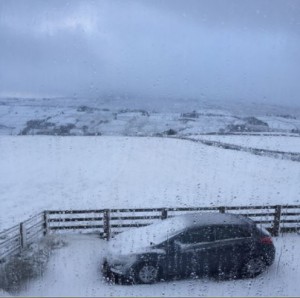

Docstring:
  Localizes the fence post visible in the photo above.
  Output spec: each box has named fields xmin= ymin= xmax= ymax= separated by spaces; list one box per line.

xmin=161 ymin=208 xmax=168 ymax=220
xmin=20 ymin=222 xmax=26 ymax=249
xmin=43 ymin=211 xmax=49 ymax=236
xmin=272 ymin=205 xmax=282 ymax=236
xmin=103 ymin=209 xmax=111 ymax=241
xmin=219 ymin=206 xmax=226 ymax=213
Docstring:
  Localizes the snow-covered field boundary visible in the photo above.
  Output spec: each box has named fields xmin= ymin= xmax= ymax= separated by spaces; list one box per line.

xmin=181 ymin=136 xmax=300 ymax=161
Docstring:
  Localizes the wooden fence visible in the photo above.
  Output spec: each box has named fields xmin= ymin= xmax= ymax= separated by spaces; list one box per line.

xmin=1 ymin=204 xmax=300 ymax=261
xmin=0 ymin=212 xmax=45 ymax=261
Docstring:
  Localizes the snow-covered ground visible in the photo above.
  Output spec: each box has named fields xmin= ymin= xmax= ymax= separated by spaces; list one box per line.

xmin=191 ymin=135 xmax=300 ymax=153
xmin=260 ymin=115 xmax=300 ymax=131
xmin=1 ymin=136 xmax=300 ymax=230
xmin=0 ymin=97 xmax=237 ymax=136
xmin=1 ymin=97 xmax=300 ymax=136
xmin=1 ymin=133 xmax=300 ymax=296
xmin=16 ymin=233 xmax=300 ymax=297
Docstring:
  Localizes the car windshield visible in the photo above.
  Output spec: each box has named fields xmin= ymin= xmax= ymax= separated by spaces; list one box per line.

xmin=108 ymin=216 xmax=188 ymax=255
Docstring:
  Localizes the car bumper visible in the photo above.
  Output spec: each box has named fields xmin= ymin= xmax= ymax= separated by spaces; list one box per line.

xmin=264 ymin=245 xmax=276 ymax=266
xmin=102 ymin=260 xmax=134 ymax=284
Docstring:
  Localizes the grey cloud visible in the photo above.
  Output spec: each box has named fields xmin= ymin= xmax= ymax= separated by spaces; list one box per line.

xmin=0 ymin=0 xmax=300 ymax=106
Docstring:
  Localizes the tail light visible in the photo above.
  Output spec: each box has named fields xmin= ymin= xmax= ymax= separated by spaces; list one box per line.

xmin=260 ymin=236 xmax=273 ymax=244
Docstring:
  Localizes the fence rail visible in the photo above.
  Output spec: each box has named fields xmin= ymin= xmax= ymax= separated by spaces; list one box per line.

xmin=0 ymin=212 xmax=45 ymax=261
xmin=1 ymin=204 xmax=300 ymax=261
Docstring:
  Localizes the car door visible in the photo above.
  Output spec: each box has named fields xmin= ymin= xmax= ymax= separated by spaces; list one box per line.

xmin=170 ymin=226 xmax=216 ymax=278
xmin=213 ymin=225 xmax=254 ymax=276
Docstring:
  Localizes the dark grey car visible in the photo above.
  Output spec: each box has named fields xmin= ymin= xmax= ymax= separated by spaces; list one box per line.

xmin=102 ymin=212 xmax=275 ymax=284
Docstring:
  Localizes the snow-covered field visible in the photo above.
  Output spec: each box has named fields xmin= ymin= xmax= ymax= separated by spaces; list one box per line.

xmin=1 ymin=136 xmax=300 ymax=230
xmin=16 ymin=233 xmax=300 ymax=297
xmin=1 ymin=97 xmax=300 ymax=136
xmin=191 ymin=135 xmax=300 ymax=153
xmin=0 ymin=97 xmax=238 ymax=136
xmin=1 ymin=134 xmax=300 ymax=296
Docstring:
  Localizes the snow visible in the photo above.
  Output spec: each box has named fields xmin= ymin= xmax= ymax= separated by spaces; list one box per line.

xmin=108 ymin=216 xmax=188 ymax=255
xmin=1 ymin=97 xmax=300 ymax=136
xmin=260 ymin=116 xmax=300 ymax=131
xmin=1 ymin=134 xmax=300 ymax=296
xmin=0 ymin=136 xmax=300 ymax=230
xmin=108 ymin=213 xmax=255 ymax=255
xmin=0 ymin=97 xmax=236 ymax=136
xmin=1 ymin=136 xmax=300 ymax=230
xmin=17 ymin=233 xmax=300 ymax=297
xmin=191 ymin=135 xmax=300 ymax=153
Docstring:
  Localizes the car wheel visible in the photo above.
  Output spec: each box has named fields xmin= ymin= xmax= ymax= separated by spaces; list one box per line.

xmin=135 ymin=263 xmax=160 ymax=284
xmin=242 ymin=257 xmax=267 ymax=278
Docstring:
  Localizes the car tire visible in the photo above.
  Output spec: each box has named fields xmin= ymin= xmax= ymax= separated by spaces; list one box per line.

xmin=241 ymin=256 xmax=267 ymax=278
xmin=134 ymin=262 xmax=160 ymax=284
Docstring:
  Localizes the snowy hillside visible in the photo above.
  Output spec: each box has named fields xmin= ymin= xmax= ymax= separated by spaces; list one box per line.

xmin=1 ymin=136 xmax=300 ymax=231
xmin=1 ymin=97 xmax=300 ymax=136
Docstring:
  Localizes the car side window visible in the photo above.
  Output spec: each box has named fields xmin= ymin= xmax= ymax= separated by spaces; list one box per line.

xmin=176 ymin=227 xmax=214 ymax=244
xmin=215 ymin=225 xmax=251 ymax=241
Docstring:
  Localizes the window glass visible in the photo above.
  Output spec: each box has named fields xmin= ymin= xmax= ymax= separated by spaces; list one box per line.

xmin=215 ymin=225 xmax=251 ymax=240
xmin=1 ymin=0 xmax=299 ymax=296
xmin=177 ymin=227 xmax=214 ymax=244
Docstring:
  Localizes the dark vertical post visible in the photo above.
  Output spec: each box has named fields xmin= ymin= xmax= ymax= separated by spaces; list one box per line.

xmin=20 ymin=223 xmax=26 ymax=249
xmin=272 ymin=205 xmax=282 ymax=237
xmin=103 ymin=209 xmax=111 ymax=241
xmin=43 ymin=211 xmax=49 ymax=236
xmin=219 ymin=206 xmax=226 ymax=213
xmin=161 ymin=208 xmax=168 ymax=220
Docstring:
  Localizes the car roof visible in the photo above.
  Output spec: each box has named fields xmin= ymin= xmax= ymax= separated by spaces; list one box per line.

xmin=174 ymin=212 xmax=252 ymax=228
xmin=108 ymin=212 xmax=254 ymax=254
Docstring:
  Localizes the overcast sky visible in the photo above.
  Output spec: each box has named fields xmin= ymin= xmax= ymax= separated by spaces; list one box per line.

xmin=0 ymin=0 xmax=299 ymax=106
